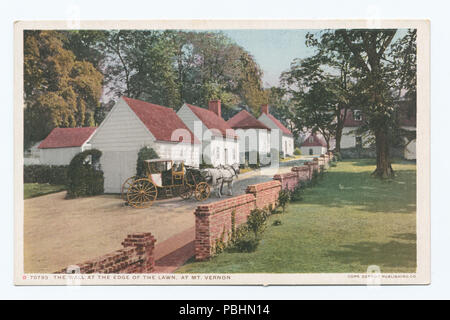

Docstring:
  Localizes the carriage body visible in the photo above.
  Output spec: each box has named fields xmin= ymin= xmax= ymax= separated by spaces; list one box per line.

xmin=122 ymin=159 xmax=210 ymax=208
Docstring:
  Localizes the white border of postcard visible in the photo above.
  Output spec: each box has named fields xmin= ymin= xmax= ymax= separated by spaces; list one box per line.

xmin=14 ymin=19 xmax=430 ymax=285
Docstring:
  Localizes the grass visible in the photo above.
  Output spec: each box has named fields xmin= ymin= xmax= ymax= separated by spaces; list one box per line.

xmin=177 ymin=159 xmax=416 ymax=273
xmin=24 ymin=183 xmax=66 ymax=199
xmin=280 ymin=154 xmax=302 ymax=162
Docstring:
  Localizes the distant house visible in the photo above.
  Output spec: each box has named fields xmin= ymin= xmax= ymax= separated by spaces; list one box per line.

xmin=340 ymin=104 xmax=416 ymax=160
xmin=300 ymin=133 xmax=327 ymax=156
xmin=340 ymin=109 xmax=369 ymax=149
xmin=257 ymin=104 xmax=294 ymax=157
xmin=398 ymin=101 xmax=417 ymax=160
xmin=177 ymin=100 xmax=239 ymax=167
xmin=89 ymin=96 xmax=200 ymax=193
xmin=227 ymin=110 xmax=271 ymax=165
xmin=38 ymin=127 xmax=97 ymax=165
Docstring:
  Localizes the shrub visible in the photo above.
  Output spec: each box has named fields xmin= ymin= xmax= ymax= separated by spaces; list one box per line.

xmin=278 ymin=189 xmax=290 ymax=213
xmin=290 ymin=184 xmax=304 ymax=202
xmin=24 ymin=165 xmax=68 ymax=185
xmin=246 ymin=208 xmax=268 ymax=238
xmin=136 ymin=146 xmax=159 ymax=177
xmin=294 ymin=148 xmax=302 ymax=156
xmin=232 ymin=235 xmax=260 ymax=252
xmin=66 ymin=149 xmax=104 ymax=198
xmin=272 ymin=219 xmax=282 ymax=226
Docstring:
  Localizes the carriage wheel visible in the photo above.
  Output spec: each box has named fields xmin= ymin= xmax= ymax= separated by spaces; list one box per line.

xmin=121 ymin=176 xmax=136 ymax=200
xmin=179 ymin=183 xmax=193 ymax=200
xmin=195 ymin=182 xmax=210 ymax=201
xmin=127 ymin=178 xmax=158 ymax=209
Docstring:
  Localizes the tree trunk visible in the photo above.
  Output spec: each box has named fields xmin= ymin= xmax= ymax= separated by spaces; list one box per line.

xmin=335 ymin=126 xmax=343 ymax=153
xmin=372 ymin=129 xmax=394 ymax=178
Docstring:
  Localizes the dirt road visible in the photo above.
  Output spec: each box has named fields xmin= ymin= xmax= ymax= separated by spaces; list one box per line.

xmin=24 ymin=160 xmax=304 ymax=273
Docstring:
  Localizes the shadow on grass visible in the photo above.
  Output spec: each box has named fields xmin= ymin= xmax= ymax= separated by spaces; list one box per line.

xmin=346 ymin=158 xmax=416 ymax=167
xmin=301 ymin=166 xmax=416 ymax=214
xmin=326 ymin=239 xmax=416 ymax=270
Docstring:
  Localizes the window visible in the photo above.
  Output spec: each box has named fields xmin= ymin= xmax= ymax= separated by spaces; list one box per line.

xmin=353 ymin=110 xmax=362 ymax=121
xmin=232 ymin=147 xmax=236 ymax=161
xmin=216 ymin=147 xmax=220 ymax=160
xmin=309 ymin=136 xmax=314 ymax=143
xmin=356 ymin=136 xmax=362 ymax=148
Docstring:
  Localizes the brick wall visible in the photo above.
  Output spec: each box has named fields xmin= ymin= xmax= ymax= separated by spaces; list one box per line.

xmin=273 ymin=171 xmax=300 ymax=191
xmin=55 ymin=232 xmax=156 ymax=274
xmin=194 ymin=180 xmax=282 ymax=260
xmin=246 ymin=180 xmax=282 ymax=210
xmin=194 ymin=193 xmax=256 ymax=260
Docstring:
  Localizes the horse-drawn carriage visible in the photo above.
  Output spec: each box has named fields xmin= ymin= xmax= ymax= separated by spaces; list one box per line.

xmin=121 ymin=159 xmax=211 ymax=208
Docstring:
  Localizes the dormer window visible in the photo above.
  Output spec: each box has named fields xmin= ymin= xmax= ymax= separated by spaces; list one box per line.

xmin=309 ymin=136 xmax=314 ymax=143
xmin=353 ymin=110 xmax=362 ymax=121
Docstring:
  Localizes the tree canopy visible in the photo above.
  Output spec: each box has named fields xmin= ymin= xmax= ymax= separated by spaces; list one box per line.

xmin=23 ymin=30 xmax=267 ymax=149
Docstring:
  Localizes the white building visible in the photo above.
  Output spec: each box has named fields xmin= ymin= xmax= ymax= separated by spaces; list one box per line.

xmin=89 ymin=96 xmax=200 ymax=193
xmin=340 ymin=106 xmax=416 ymax=160
xmin=38 ymin=127 xmax=96 ymax=165
xmin=177 ymin=100 xmax=239 ymax=167
xmin=227 ymin=110 xmax=271 ymax=166
xmin=340 ymin=109 xmax=370 ymax=149
xmin=257 ymin=104 xmax=294 ymax=157
xmin=300 ymin=133 xmax=327 ymax=156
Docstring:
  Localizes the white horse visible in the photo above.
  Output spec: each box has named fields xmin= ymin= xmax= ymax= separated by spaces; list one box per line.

xmin=200 ymin=163 xmax=240 ymax=197
xmin=219 ymin=163 xmax=240 ymax=196
xmin=200 ymin=167 xmax=225 ymax=197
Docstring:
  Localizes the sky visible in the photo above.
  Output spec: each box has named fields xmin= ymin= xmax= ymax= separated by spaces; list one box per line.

xmin=221 ymin=29 xmax=318 ymax=88
xmin=217 ymin=29 xmax=409 ymax=88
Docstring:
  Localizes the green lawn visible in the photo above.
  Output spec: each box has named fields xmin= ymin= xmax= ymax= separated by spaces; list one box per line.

xmin=24 ymin=183 xmax=66 ymax=199
xmin=177 ymin=159 xmax=416 ymax=273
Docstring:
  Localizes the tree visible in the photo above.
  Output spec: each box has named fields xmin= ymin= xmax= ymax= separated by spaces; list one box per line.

xmin=266 ymin=87 xmax=298 ymax=141
xmin=24 ymin=31 xmax=103 ymax=148
xmin=333 ymin=29 xmax=399 ymax=178
xmin=281 ymin=31 xmax=361 ymax=153
xmin=101 ymin=30 xmax=180 ymax=108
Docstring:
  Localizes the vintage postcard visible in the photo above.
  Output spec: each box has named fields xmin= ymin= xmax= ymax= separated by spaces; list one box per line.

xmin=14 ymin=20 xmax=430 ymax=285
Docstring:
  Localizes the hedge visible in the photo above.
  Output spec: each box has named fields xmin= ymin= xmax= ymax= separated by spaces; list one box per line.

xmin=24 ymin=165 xmax=68 ymax=185
xmin=136 ymin=146 xmax=159 ymax=177
xmin=66 ymin=149 xmax=104 ymax=198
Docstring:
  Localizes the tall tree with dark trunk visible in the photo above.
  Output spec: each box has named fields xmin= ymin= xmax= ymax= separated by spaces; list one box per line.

xmin=334 ymin=29 xmax=398 ymax=178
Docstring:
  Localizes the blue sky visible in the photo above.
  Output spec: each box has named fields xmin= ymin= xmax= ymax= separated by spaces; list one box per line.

xmin=221 ymin=30 xmax=318 ymax=87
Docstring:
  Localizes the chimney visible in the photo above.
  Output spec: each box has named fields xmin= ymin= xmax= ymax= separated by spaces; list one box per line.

xmin=261 ymin=104 xmax=269 ymax=115
xmin=209 ymin=100 xmax=221 ymax=118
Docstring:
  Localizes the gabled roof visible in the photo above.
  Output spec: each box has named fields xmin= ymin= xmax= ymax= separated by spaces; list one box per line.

xmin=227 ymin=110 xmax=271 ymax=130
xmin=185 ymin=103 xmax=237 ymax=138
xmin=123 ymin=97 xmax=199 ymax=144
xmin=38 ymin=127 xmax=97 ymax=149
xmin=343 ymin=110 xmax=365 ymax=127
xmin=301 ymin=134 xmax=327 ymax=147
xmin=261 ymin=112 xmax=293 ymax=136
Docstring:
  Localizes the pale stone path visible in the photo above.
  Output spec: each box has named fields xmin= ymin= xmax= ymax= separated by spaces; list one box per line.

xmin=24 ymin=159 xmax=307 ymax=273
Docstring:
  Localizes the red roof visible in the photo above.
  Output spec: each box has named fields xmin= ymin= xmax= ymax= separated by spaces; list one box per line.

xmin=227 ymin=110 xmax=271 ymax=130
xmin=301 ymin=134 xmax=327 ymax=147
xmin=343 ymin=110 xmax=365 ymax=127
xmin=38 ymin=127 xmax=96 ymax=149
xmin=262 ymin=112 xmax=293 ymax=136
xmin=185 ymin=103 xmax=237 ymax=138
xmin=123 ymin=97 xmax=199 ymax=144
